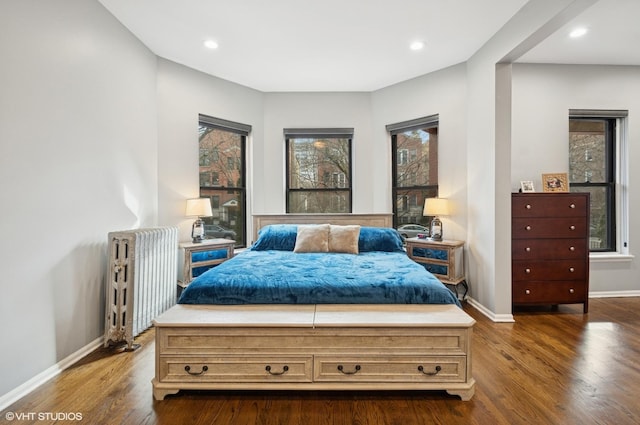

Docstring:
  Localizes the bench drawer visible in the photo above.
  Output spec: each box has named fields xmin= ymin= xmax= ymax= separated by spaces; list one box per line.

xmin=158 ymin=356 xmax=313 ymax=383
xmin=314 ymin=355 xmax=466 ymax=383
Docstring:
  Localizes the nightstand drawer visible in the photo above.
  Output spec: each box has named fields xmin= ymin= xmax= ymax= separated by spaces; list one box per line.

xmin=410 ymin=246 xmax=449 ymax=261
xmin=405 ymin=238 xmax=465 ymax=286
xmin=416 ymin=261 xmax=449 ymax=277
xmin=180 ymin=239 xmax=235 ymax=284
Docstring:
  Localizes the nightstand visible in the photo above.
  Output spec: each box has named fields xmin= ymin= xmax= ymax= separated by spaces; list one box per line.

xmin=405 ymin=238 xmax=468 ymax=299
xmin=179 ymin=239 xmax=235 ymax=295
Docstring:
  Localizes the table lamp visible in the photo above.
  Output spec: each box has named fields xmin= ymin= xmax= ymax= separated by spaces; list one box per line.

xmin=185 ymin=198 xmax=213 ymax=243
xmin=423 ymin=198 xmax=449 ymax=241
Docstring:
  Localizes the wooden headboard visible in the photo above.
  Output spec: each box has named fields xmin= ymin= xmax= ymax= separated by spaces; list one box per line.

xmin=251 ymin=213 xmax=393 ymax=244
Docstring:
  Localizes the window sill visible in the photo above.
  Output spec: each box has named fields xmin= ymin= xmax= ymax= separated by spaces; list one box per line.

xmin=589 ymin=252 xmax=635 ymax=263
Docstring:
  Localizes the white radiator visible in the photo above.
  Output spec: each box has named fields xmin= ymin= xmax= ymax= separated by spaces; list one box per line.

xmin=104 ymin=227 xmax=178 ymax=350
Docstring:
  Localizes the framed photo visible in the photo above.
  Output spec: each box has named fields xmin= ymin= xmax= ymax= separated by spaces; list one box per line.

xmin=520 ymin=181 xmax=535 ymax=193
xmin=542 ymin=173 xmax=569 ymax=192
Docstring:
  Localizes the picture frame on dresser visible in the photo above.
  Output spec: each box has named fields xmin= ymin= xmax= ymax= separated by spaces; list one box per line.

xmin=541 ymin=173 xmax=569 ymax=192
xmin=520 ymin=181 xmax=535 ymax=193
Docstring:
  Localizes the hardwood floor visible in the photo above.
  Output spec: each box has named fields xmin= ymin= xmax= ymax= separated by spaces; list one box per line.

xmin=4 ymin=298 xmax=640 ymax=425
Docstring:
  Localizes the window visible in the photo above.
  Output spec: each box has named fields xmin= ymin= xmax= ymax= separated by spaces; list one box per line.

xmin=198 ymin=114 xmax=251 ymax=247
xmin=569 ymin=110 xmax=627 ymax=253
xmin=387 ymin=115 xmax=439 ymax=229
xmin=285 ymin=128 xmax=353 ymax=213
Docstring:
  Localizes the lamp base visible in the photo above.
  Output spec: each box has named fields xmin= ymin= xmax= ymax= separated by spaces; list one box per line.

xmin=430 ymin=216 xmax=443 ymax=241
xmin=191 ymin=218 xmax=206 ymax=243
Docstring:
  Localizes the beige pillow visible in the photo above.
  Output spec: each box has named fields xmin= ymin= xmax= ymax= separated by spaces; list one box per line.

xmin=328 ymin=224 xmax=360 ymax=254
xmin=293 ymin=224 xmax=330 ymax=253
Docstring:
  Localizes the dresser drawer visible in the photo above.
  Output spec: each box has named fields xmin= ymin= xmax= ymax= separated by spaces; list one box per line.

xmin=512 ymin=217 xmax=588 ymax=239
xmin=512 ymin=281 xmax=587 ymax=304
xmin=157 ymin=356 xmax=313 ymax=383
xmin=512 ymin=195 xmax=588 ymax=218
xmin=512 ymin=260 xmax=586 ymax=280
xmin=512 ymin=239 xmax=586 ymax=260
xmin=314 ymin=355 xmax=466 ymax=383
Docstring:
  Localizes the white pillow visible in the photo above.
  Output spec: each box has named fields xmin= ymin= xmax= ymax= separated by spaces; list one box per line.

xmin=328 ymin=224 xmax=360 ymax=254
xmin=293 ymin=224 xmax=330 ymax=253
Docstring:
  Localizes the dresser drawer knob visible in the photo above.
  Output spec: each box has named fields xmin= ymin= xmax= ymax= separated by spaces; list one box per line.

xmin=569 ymin=267 xmax=575 ymax=273
xmin=525 ymin=268 xmax=531 ymax=274
xmin=184 ymin=365 xmax=208 ymax=376
xmin=525 ymin=289 xmax=531 ymax=295
xmin=525 ymin=225 xmax=531 ymax=231
xmin=265 ymin=365 xmax=289 ymax=375
xmin=570 ymin=204 xmax=576 ymax=209
xmin=569 ymin=288 xmax=575 ymax=294
xmin=418 ymin=365 xmax=442 ymax=376
xmin=525 ymin=247 xmax=531 ymax=252
xmin=526 ymin=204 xmax=532 ymax=209
xmin=337 ymin=364 xmax=361 ymax=375
xmin=570 ymin=225 xmax=576 ymax=230
xmin=570 ymin=246 xmax=575 ymax=251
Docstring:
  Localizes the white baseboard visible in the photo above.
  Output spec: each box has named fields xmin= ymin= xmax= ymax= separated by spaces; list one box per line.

xmin=466 ymin=291 xmax=640 ymax=323
xmin=589 ymin=290 xmax=640 ymax=298
xmin=0 ymin=336 xmax=103 ymax=412
xmin=466 ymin=297 xmax=515 ymax=322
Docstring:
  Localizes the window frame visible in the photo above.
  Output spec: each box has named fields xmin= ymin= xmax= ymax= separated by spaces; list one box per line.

xmin=284 ymin=128 xmax=354 ymax=214
xmin=569 ymin=109 xmax=628 ymax=255
xmin=198 ymin=114 xmax=251 ymax=248
xmin=387 ymin=115 xmax=439 ymax=229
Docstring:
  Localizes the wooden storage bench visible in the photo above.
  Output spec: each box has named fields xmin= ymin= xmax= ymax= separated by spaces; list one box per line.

xmin=152 ymin=304 xmax=475 ymax=401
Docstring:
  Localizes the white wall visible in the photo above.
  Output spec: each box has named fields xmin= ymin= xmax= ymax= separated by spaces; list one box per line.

xmin=371 ymin=64 xmax=469 ymax=242
xmin=0 ymin=0 xmax=158 ymax=399
xmin=262 ymin=92 xmax=377 ymax=214
xmin=155 ymin=59 xmax=264 ymax=242
xmin=512 ymin=63 xmax=640 ymax=293
xmin=464 ymin=0 xmax=582 ymax=318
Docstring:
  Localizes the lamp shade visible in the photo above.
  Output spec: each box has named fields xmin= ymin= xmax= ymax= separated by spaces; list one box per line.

xmin=185 ymin=198 xmax=213 ymax=217
xmin=423 ymin=198 xmax=449 ymax=216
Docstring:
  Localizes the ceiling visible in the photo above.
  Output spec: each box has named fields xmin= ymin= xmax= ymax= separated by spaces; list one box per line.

xmin=98 ymin=0 xmax=640 ymax=92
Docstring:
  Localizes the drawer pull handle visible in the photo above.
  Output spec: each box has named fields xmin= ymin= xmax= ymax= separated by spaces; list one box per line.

xmin=570 ymin=246 xmax=575 ymax=251
xmin=525 ymin=289 xmax=531 ymax=295
xmin=526 ymin=204 xmax=532 ymax=209
xmin=569 ymin=288 xmax=575 ymax=294
xmin=337 ymin=364 xmax=361 ymax=375
xmin=525 ymin=225 xmax=531 ymax=231
xmin=525 ymin=247 xmax=531 ymax=252
xmin=265 ymin=365 xmax=289 ymax=375
xmin=418 ymin=365 xmax=442 ymax=376
xmin=569 ymin=267 xmax=575 ymax=273
xmin=525 ymin=268 xmax=531 ymax=274
xmin=570 ymin=225 xmax=576 ymax=230
xmin=570 ymin=204 xmax=576 ymax=209
xmin=184 ymin=365 xmax=208 ymax=376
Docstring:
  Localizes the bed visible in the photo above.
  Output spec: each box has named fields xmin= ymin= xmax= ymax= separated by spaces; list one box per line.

xmin=152 ymin=214 xmax=475 ymax=400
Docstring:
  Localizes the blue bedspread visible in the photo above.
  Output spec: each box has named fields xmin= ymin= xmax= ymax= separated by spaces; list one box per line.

xmin=178 ymin=250 xmax=460 ymax=306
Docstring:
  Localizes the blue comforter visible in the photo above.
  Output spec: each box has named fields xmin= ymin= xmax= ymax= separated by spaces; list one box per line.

xmin=178 ymin=250 xmax=460 ymax=306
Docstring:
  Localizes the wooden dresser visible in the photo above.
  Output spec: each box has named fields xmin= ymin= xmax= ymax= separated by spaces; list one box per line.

xmin=511 ymin=192 xmax=590 ymax=313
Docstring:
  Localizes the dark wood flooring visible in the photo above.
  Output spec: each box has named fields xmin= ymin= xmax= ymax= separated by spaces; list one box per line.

xmin=4 ymin=297 xmax=640 ymax=424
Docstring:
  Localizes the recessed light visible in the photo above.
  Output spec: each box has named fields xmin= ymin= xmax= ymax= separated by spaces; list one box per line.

xmin=204 ymin=39 xmax=219 ymax=49
xmin=410 ymin=41 xmax=425 ymax=51
xmin=569 ymin=27 xmax=587 ymax=38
